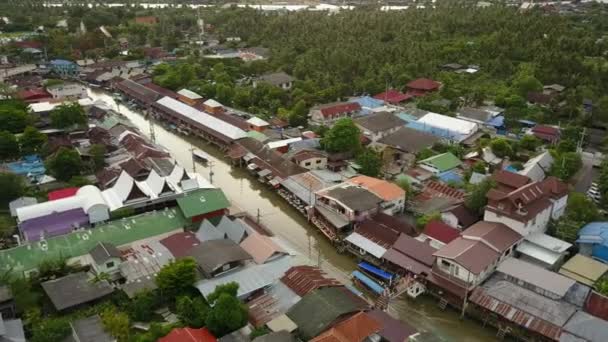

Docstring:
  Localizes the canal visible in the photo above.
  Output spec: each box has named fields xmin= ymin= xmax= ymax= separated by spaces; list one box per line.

xmin=89 ymin=90 xmax=497 ymax=342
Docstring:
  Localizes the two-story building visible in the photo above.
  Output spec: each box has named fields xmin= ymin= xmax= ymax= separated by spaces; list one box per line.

xmin=88 ymin=242 xmax=123 ymax=280
xmin=430 ymin=221 xmax=522 ymax=296
xmin=354 ymin=112 xmax=404 ymax=143
xmin=290 ymin=150 xmax=328 ymax=170
xmin=308 ymin=101 xmax=361 ymax=127
xmin=46 ymin=82 xmax=87 ymax=100
xmin=484 ymin=174 xmax=568 ymax=236
xmin=346 ymin=175 xmax=406 ymax=215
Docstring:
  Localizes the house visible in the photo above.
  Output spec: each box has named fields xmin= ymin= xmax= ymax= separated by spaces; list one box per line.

xmin=309 ymin=102 xmax=361 ymax=127
xmin=440 ymin=203 xmax=479 ymax=230
xmin=543 ymin=84 xmax=566 ymax=95
xmin=584 ymin=291 xmax=608 ymax=321
xmin=373 ymin=89 xmax=413 ymax=104
xmin=527 ymin=92 xmax=556 ymax=107
xmin=310 ymin=311 xmax=381 ymax=342
xmin=345 ymin=214 xmax=415 ymax=263
xmin=46 ymin=82 xmax=87 ymax=100
xmin=484 ymin=176 xmax=568 ymax=236
xmin=493 ymin=169 xmax=531 ymax=192
xmin=314 ymin=184 xmax=384 ymax=233
xmin=176 ymin=188 xmax=230 ymax=223
xmin=17 ymin=88 xmax=51 ymax=103
xmin=367 ymin=309 xmax=419 ymax=342
xmin=159 ymin=231 xmax=201 ymax=259
xmin=432 ymin=221 xmax=522 ymax=292
xmin=290 ymin=150 xmax=327 ymax=170
xmin=254 ymin=72 xmax=295 ymax=90
xmin=247 ymin=117 xmax=270 ymax=132
xmin=374 ymin=126 xmax=439 ymax=169
xmin=560 ymin=311 xmax=608 ymax=342
xmin=0 ymin=313 xmax=25 ymax=342
xmin=559 ymin=254 xmax=608 ymax=287
xmin=186 ymin=239 xmax=253 ymax=278
xmin=417 ymin=220 xmax=461 ymax=249
xmin=159 ymin=327 xmax=217 ymax=342
xmin=49 ymin=59 xmax=79 ymax=77
xmin=253 ymin=331 xmax=295 ymax=342
xmin=41 ymin=272 xmax=114 ymax=311
xmin=518 ymin=151 xmax=554 ymax=182
xmin=280 ymin=266 xmax=342 ymax=297
xmin=239 ymin=232 xmax=287 ymax=264
xmin=346 ymin=175 xmax=406 ymax=214
xmin=411 ymin=113 xmax=479 ymax=143
xmin=418 ymin=152 xmax=462 ymax=175
xmin=135 ymin=16 xmax=158 ymax=25
xmin=88 ymin=242 xmax=122 ymax=279
xmin=516 ymin=232 xmax=572 ymax=270
xmin=69 ymin=315 xmax=116 ymax=342
xmin=382 ymin=233 xmax=437 ymax=278
xmin=531 ymin=125 xmax=560 ymax=144
xmin=286 ymin=286 xmax=367 ymax=341
xmin=405 ymin=78 xmax=441 ymax=97
xmin=355 ymin=112 xmax=404 ymax=142
xmin=177 ymin=89 xmax=203 ymax=106
xmin=576 ymin=222 xmax=608 ymax=263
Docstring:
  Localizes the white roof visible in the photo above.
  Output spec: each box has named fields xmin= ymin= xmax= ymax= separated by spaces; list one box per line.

xmin=266 ymin=137 xmax=302 ymax=150
xmin=417 ymin=112 xmax=479 ymax=135
xmin=156 ymin=97 xmax=246 ymax=140
xmin=195 ymin=256 xmax=292 ymax=299
xmin=76 ymin=185 xmax=108 ymax=212
xmin=203 ymin=99 xmax=222 ymax=108
xmin=177 ymin=89 xmax=202 ymax=100
xmin=196 ymin=220 xmax=226 ymax=242
xmin=345 ymin=232 xmax=387 ymax=258
xmin=520 ymin=151 xmax=554 ymax=182
xmin=517 ymin=241 xmax=562 ymax=267
xmin=16 ymin=196 xmax=81 ymax=222
xmin=497 ymin=257 xmax=575 ymax=297
xmin=525 ymin=232 xmax=572 ymax=253
xmin=144 ymin=170 xmax=170 ymax=197
xmin=29 ymin=98 xmax=93 ymax=113
xmin=246 ymin=117 xmax=269 ymax=127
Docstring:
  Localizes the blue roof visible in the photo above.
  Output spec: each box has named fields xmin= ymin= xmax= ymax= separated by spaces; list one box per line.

xmin=349 ymin=96 xmax=384 ymax=109
xmin=358 ymin=262 xmax=394 ymax=281
xmin=518 ymin=119 xmax=537 ymax=127
xmin=504 ymin=165 xmax=519 ymax=173
xmin=486 ymin=115 xmax=505 ymax=128
xmin=438 ymin=170 xmax=463 ymax=185
xmin=6 ymin=155 xmax=45 ymax=176
xmin=352 ymin=270 xmax=384 ymax=294
xmin=50 ymin=59 xmax=75 ymax=66
xmin=577 ymin=222 xmax=608 ymax=247
xmin=396 ymin=112 xmax=419 ymax=123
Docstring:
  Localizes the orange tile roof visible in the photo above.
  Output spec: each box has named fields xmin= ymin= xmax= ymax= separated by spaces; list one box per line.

xmin=347 ymin=175 xmax=405 ymax=202
xmin=311 ymin=312 xmax=382 ymax=342
xmin=239 ymin=232 xmax=286 ymax=264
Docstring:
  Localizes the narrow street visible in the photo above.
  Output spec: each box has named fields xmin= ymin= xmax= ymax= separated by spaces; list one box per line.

xmin=89 ymin=89 xmax=498 ymax=341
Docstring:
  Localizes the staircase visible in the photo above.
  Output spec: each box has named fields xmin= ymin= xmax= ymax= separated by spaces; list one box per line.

xmin=438 ymin=298 xmax=449 ymax=310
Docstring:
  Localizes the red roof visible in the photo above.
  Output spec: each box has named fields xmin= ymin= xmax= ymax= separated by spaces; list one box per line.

xmin=280 ymin=265 xmax=341 ymax=296
xmin=17 ymin=88 xmax=51 ymax=101
xmin=373 ymin=90 xmax=413 ymax=104
xmin=159 ymin=328 xmax=216 ymax=342
xmin=318 ymin=102 xmax=361 ymax=117
xmin=423 ymin=220 xmax=460 ymax=244
xmin=14 ymin=41 xmax=43 ymax=49
xmin=406 ymin=78 xmax=440 ymax=91
xmin=531 ymin=125 xmax=559 ymax=137
xmin=47 ymin=187 xmax=79 ymax=201
xmin=585 ymin=291 xmax=608 ymax=321
xmin=493 ymin=169 xmax=531 ymax=191
xmin=159 ymin=232 xmax=201 ymax=258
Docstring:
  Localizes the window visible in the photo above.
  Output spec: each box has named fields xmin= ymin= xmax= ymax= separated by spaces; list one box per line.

xmin=316 ymin=159 xmax=322 ymax=164
xmin=441 ymin=260 xmax=451 ymax=268
xmin=106 ymin=261 xmax=115 ymax=268
xmin=305 ymin=162 xmax=311 ymax=166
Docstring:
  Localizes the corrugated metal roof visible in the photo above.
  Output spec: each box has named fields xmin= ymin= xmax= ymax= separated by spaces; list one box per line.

xmin=195 ymin=256 xmax=292 ymax=299
xmin=156 ymin=96 xmax=246 ymax=140
xmin=559 ymin=254 xmax=608 ymax=286
xmin=497 ymin=258 xmax=575 ymax=297
xmin=345 ymin=232 xmax=387 ymax=258
xmin=177 ymin=89 xmax=202 ymax=100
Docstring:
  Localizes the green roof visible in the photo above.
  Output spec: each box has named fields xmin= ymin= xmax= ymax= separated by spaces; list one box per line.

xmin=286 ymin=287 xmax=366 ymax=340
xmin=176 ymin=189 xmax=230 ymax=219
xmin=0 ymin=208 xmax=186 ymax=275
xmin=246 ymin=130 xmax=269 ymax=143
xmin=419 ymin=152 xmax=462 ymax=172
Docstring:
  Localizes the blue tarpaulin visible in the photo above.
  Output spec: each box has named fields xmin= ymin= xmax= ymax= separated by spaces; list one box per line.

xmin=438 ymin=170 xmax=463 ymax=185
xmin=518 ymin=119 xmax=537 ymax=127
xmin=486 ymin=115 xmax=505 ymax=128
xmin=358 ymin=262 xmax=394 ymax=281
xmin=352 ymin=270 xmax=384 ymax=294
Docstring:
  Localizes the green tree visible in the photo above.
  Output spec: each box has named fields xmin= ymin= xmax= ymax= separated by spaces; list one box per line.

xmin=176 ymin=296 xmax=209 ymax=328
xmin=465 ymin=179 xmax=495 ymax=215
xmin=155 ymin=258 xmax=197 ymax=299
xmin=288 ymin=100 xmax=308 ymax=127
xmin=45 ymin=148 xmax=83 ymax=181
xmin=564 ymin=192 xmax=599 ymax=223
xmin=205 ymin=284 xmax=248 ymax=337
xmin=31 ymin=318 xmax=71 ymax=342
xmin=550 ymin=152 xmax=582 ymax=181
xmin=355 ymin=148 xmax=382 ymax=177
xmin=0 ymin=99 xmax=30 ymax=133
xmin=471 ymin=161 xmax=486 ymax=174
xmin=416 ymin=212 xmax=441 ymax=229
xmin=490 ymin=138 xmax=513 ymax=158
xmin=129 ymin=291 xmax=160 ymax=322
xmin=519 ymin=135 xmax=539 ymax=151
xmin=416 ymin=148 xmax=436 ymax=161
xmin=50 ymin=103 xmax=86 ymax=129
xmin=19 ymin=126 xmax=47 ymax=155
xmin=89 ymin=144 xmax=106 ymax=171
xmin=101 ymin=307 xmax=130 ymax=342
xmin=513 ymin=75 xmax=542 ymax=97
xmin=0 ymin=131 xmax=19 ymax=160
xmin=0 ymin=172 xmax=24 ymax=206
xmin=321 ymin=118 xmax=360 ymax=153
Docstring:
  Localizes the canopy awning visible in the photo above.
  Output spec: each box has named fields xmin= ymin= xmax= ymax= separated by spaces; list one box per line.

xmin=352 ymin=270 xmax=384 ymax=294
xmin=358 ymin=261 xmax=394 ymax=281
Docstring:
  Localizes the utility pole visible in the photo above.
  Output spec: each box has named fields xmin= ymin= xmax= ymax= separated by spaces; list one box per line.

xmin=208 ymin=161 xmax=214 ymax=184
xmin=256 ymin=208 xmax=261 ymax=224
xmin=149 ymin=113 xmax=156 ymax=143
xmin=577 ymin=127 xmax=587 ymax=153
xmin=461 ymin=272 xmax=471 ymax=319
xmin=189 ymin=146 xmax=196 ymax=172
